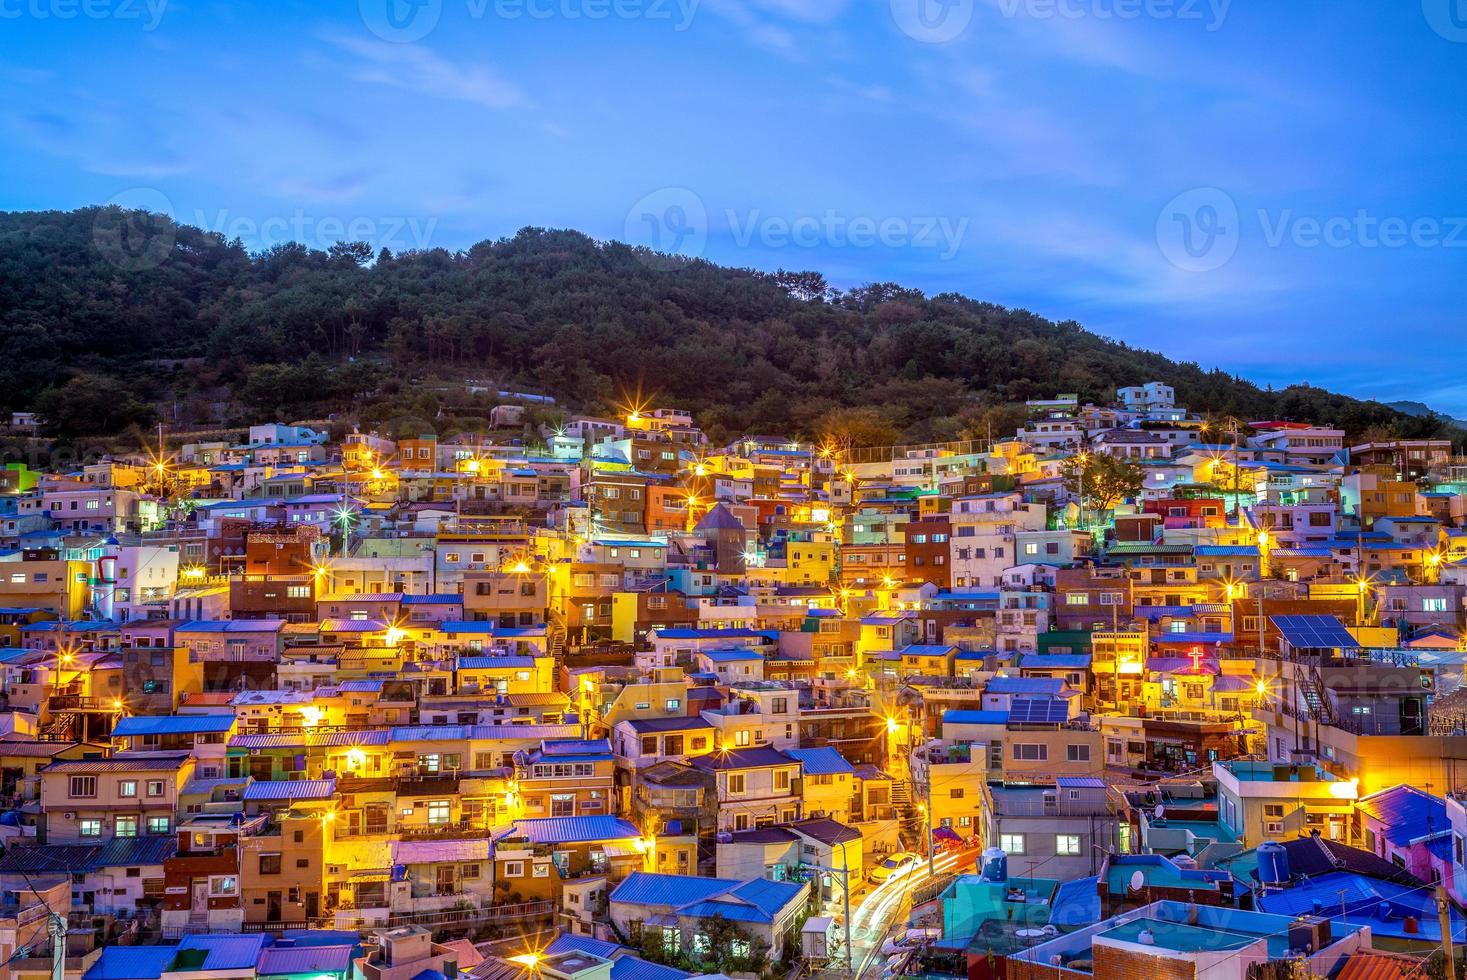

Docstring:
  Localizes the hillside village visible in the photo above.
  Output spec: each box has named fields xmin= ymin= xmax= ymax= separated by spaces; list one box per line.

xmin=0 ymin=383 xmax=1462 ymax=979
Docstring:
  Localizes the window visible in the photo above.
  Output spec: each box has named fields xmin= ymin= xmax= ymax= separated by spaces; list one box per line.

xmin=1056 ymin=835 xmax=1082 ymax=856
xmin=209 ymin=875 xmax=238 ymax=897
xmin=146 ymin=780 xmax=165 ymax=797
xmin=1012 ymin=744 xmax=1047 ymax=762
xmin=1066 ymin=744 xmax=1090 ymax=762
xmin=462 ymin=863 xmax=481 ymax=880
xmin=504 ymin=861 xmax=524 ymax=877
xmin=665 ymin=699 xmax=681 ymax=711
xmin=118 ymin=780 xmax=137 ymax=797
xmin=728 ymin=773 xmax=746 ymax=795
xmin=774 ymin=769 xmax=790 ymax=791
xmin=79 ymin=818 xmax=102 ymax=837
xmin=115 ymin=816 xmax=138 ymax=837
xmin=950 ymin=788 xmax=964 ymax=799
xmin=427 ymin=800 xmax=451 ymax=825
xmin=999 ymin=833 xmax=1026 ymax=855
xmin=735 ymin=730 xmax=751 ymax=747
xmin=148 ymin=817 xmax=170 ymax=834
xmin=260 ymin=854 xmax=282 ymax=875
xmin=69 ymin=776 xmax=97 ymax=798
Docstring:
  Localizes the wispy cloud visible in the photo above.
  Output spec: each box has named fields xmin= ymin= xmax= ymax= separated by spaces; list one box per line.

xmin=320 ymin=33 xmax=525 ymax=110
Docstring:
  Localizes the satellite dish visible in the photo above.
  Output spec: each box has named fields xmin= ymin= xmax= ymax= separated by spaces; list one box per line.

xmin=1130 ymin=871 xmax=1146 ymax=892
xmin=1155 ymin=805 xmax=1166 ymax=820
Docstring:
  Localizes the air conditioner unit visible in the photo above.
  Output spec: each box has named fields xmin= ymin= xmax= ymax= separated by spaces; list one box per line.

xmin=64 ymin=812 xmax=75 ymax=820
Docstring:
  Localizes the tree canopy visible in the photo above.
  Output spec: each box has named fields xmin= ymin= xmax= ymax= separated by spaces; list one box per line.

xmin=0 ymin=208 xmax=1455 ymax=444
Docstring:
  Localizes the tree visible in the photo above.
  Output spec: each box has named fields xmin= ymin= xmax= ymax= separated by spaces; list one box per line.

xmin=34 ymin=375 xmax=155 ymax=438
xmin=1062 ymin=453 xmax=1144 ymax=513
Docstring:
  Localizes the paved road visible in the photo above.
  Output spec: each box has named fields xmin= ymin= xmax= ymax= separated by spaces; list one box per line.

xmin=843 ymin=851 xmax=974 ymax=980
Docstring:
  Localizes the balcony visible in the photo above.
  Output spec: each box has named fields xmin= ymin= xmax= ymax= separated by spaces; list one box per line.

xmin=396 ymin=819 xmax=495 ymax=841
xmin=47 ymin=695 xmax=118 ymax=712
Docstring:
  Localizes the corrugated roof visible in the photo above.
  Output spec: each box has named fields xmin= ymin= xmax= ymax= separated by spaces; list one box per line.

xmin=173 ymin=934 xmax=269 ymax=971
xmin=84 ymin=947 xmax=177 ymax=980
xmin=229 ymin=729 xmax=393 ymax=749
xmin=498 ymin=815 xmax=641 ymax=845
xmin=256 ymin=946 xmax=357 ymax=977
xmin=113 ymin=714 xmax=236 ymax=737
xmin=458 ymin=656 xmax=537 ymax=669
xmin=242 ymin=778 xmax=336 ymax=802
xmin=1355 ymin=784 xmax=1448 ymax=846
xmin=44 ymin=753 xmax=190 ymax=773
xmin=0 ymin=835 xmax=176 ymax=874
xmin=784 ymin=746 xmax=855 ymax=776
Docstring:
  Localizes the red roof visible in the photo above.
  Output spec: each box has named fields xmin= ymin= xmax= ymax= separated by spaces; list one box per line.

xmin=1336 ymin=953 xmax=1421 ymax=980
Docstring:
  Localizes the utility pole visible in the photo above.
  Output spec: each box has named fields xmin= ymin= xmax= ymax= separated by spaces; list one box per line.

xmin=1439 ymin=885 xmax=1458 ymax=980
xmin=804 ymin=861 xmax=853 ymax=980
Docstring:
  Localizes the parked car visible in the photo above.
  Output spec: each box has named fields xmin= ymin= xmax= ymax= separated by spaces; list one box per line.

xmin=869 ymin=852 xmax=920 ymax=883
xmin=881 ymin=927 xmax=943 ymax=957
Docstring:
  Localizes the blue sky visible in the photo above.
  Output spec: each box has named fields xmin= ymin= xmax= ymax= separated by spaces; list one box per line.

xmin=3 ymin=0 xmax=1466 ymax=413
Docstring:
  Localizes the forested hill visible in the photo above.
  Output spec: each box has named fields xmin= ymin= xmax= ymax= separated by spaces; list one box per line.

xmin=0 ymin=206 xmax=1453 ymax=445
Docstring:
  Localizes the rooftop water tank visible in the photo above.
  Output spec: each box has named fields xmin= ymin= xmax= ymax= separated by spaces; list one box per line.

xmin=1258 ymin=842 xmax=1290 ymax=884
xmin=981 ymin=847 xmax=1008 ymax=883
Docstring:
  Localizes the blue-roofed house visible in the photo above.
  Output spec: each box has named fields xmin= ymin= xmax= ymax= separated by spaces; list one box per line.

xmin=111 ymin=713 xmax=239 ymax=764
xmin=1355 ymin=784 xmax=1449 ymax=884
xmin=784 ymin=747 xmax=856 ymax=822
xmin=609 ymin=871 xmax=809 ymax=962
xmin=83 ymin=946 xmax=178 ymax=980
xmin=692 ymin=647 xmax=765 ymax=685
xmin=256 ymin=944 xmax=357 ymax=980
xmin=489 ymin=815 xmax=647 ymax=904
xmin=897 ymin=644 xmax=956 ymax=678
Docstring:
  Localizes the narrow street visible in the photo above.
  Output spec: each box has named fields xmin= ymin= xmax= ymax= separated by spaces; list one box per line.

xmin=843 ymin=850 xmax=974 ymax=980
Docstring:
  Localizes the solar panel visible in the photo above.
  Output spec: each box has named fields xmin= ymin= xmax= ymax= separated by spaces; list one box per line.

xmin=1009 ymin=698 xmax=1070 ymax=724
xmin=1270 ymin=614 xmax=1360 ymax=650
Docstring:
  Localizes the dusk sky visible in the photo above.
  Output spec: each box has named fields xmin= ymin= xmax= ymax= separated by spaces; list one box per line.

xmin=3 ymin=1 xmax=1465 ymax=413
